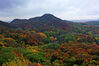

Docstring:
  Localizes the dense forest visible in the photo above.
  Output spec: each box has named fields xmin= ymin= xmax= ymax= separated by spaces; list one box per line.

xmin=0 ymin=14 xmax=99 ymax=66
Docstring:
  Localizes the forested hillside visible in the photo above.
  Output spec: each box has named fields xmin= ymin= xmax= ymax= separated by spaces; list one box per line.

xmin=0 ymin=14 xmax=99 ymax=66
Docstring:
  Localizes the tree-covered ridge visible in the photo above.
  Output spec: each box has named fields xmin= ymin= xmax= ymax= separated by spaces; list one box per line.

xmin=0 ymin=14 xmax=99 ymax=66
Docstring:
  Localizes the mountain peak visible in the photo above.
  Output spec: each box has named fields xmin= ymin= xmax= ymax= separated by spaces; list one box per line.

xmin=41 ymin=13 xmax=57 ymax=19
xmin=42 ymin=13 xmax=55 ymax=17
xmin=28 ymin=13 xmax=62 ymax=22
xmin=38 ymin=13 xmax=63 ymax=22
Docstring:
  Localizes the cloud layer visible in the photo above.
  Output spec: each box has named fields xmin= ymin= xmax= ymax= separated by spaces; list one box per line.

xmin=0 ymin=0 xmax=99 ymax=21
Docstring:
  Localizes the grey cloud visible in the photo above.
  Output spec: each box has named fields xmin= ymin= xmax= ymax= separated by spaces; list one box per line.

xmin=0 ymin=0 xmax=99 ymax=21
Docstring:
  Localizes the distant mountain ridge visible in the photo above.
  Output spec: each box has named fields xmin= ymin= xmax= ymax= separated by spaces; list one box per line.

xmin=10 ymin=14 xmax=73 ymax=31
xmin=11 ymin=19 xmax=29 ymax=24
xmin=11 ymin=14 xmax=71 ymax=23
xmin=85 ymin=21 xmax=99 ymax=25
xmin=0 ymin=21 xmax=16 ymax=28
xmin=1 ymin=13 xmax=99 ymax=31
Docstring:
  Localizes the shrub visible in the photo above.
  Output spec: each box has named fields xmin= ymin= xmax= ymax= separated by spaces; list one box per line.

xmin=42 ymin=43 xmax=60 ymax=50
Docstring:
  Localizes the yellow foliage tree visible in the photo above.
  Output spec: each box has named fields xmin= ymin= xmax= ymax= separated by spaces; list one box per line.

xmin=37 ymin=32 xmax=47 ymax=39
xmin=95 ymin=37 xmax=98 ymax=40
xmin=50 ymin=36 xmax=55 ymax=41
xmin=0 ymin=42 xmax=6 ymax=48
xmin=2 ymin=58 xmax=35 ymax=66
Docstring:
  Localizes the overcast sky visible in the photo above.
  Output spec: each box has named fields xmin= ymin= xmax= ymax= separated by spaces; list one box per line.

xmin=0 ymin=0 xmax=99 ymax=21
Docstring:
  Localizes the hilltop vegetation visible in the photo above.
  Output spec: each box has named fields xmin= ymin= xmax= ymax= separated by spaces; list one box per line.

xmin=0 ymin=14 xmax=99 ymax=66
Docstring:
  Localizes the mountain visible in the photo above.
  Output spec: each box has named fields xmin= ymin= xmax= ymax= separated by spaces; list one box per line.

xmin=85 ymin=21 xmax=99 ymax=25
xmin=10 ymin=14 xmax=72 ymax=31
xmin=0 ymin=21 xmax=9 ymax=25
xmin=0 ymin=21 xmax=14 ymax=28
xmin=29 ymin=14 xmax=65 ymax=22
xmin=11 ymin=19 xmax=29 ymax=24
xmin=72 ymin=19 xmax=98 ymax=23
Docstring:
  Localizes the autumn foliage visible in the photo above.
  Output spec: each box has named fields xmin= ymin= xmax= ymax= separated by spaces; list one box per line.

xmin=0 ymin=22 xmax=99 ymax=66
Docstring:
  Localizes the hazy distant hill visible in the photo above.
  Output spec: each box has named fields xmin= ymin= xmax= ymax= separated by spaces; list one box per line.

xmin=86 ymin=21 xmax=99 ymax=25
